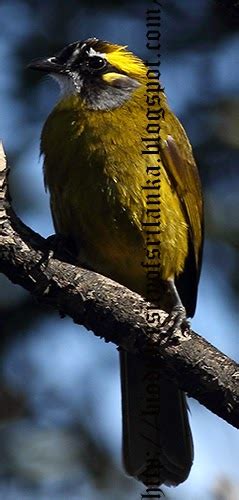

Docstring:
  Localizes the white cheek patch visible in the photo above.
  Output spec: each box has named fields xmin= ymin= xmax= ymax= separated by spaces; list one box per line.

xmin=50 ymin=73 xmax=82 ymax=96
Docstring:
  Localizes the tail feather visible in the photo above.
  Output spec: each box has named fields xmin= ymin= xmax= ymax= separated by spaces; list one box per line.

xmin=120 ymin=351 xmax=193 ymax=486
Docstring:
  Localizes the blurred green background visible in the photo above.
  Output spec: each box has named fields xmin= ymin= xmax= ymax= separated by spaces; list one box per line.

xmin=0 ymin=0 xmax=239 ymax=499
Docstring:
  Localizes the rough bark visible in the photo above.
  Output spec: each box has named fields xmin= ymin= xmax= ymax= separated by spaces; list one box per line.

xmin=0 ymin=143 xmax=238 ymax=429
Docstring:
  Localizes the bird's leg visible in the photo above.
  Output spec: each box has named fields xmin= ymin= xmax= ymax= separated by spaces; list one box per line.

xmin=156 ymin=279 xmax=190 ymax=336
xmin=31 ymin=234 xmax=77 ymax=301
xmin=43 ymin=233 xmax=77 ymax=265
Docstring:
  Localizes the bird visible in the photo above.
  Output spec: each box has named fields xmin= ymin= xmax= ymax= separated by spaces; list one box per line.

xmin=29 ymin=37 xmax=204 ymax=487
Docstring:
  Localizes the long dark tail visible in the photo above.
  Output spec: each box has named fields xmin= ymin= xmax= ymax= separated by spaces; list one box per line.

xmin=120 ymin=351 xmax=193 ymax=486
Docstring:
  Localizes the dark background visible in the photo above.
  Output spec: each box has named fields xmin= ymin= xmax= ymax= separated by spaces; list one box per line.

xmin=0 ymin=1 xmax=239 ymax=498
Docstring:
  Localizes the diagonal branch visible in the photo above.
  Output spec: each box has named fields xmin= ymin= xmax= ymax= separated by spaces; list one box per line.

xmin=0 ymin=143 xmax=238 ymax=428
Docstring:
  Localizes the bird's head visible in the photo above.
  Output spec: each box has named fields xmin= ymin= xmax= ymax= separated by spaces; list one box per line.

xmin=28 ymin=38 xmax=147 ymax=109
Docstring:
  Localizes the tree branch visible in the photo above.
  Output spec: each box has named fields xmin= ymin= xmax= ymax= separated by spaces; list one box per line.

xmin=0 ymin=143 xmax=238 ymax=429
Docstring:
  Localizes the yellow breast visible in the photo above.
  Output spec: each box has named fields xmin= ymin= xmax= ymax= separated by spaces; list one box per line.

xmin=41 ymin=87 xmax=188 ymax=296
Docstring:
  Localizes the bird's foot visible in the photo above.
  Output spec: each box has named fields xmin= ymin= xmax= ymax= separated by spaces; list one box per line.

xmin=42 ymin=234 xmax=77 ymax=265
xmin=160 ymin=305 xmax=190 ymax=339
xmin=32 ymin=235 xmax=77 ymax=302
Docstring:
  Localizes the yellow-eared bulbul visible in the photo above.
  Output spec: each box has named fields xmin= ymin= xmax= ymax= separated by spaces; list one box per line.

xmin=29 ymin=38 xmax=203 ymax=487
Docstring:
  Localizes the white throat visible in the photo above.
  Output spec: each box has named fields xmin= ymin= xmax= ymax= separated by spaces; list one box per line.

xmin=50 ymin=73 xmax=81 ymax=96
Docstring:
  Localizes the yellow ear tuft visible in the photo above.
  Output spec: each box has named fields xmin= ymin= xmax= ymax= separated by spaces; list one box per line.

xmin=102 ymin=72 xmax=140 ymax=89
xmin=102 ymin=72 xmax=127 ymax=84
xmin=105 ymin=46 xmax=147 ymax=81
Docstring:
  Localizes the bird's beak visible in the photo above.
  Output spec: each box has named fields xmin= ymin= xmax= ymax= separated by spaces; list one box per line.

xmin=28 ymin=56 xmax=63 ymax=74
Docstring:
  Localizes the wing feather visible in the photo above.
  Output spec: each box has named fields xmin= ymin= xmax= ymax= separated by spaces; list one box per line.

xmin=160 ymin=131 xmax=204 ymax=316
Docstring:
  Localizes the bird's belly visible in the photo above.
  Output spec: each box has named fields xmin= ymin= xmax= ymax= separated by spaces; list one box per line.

xmin=49 ymin=171 xmax=188 ymax=296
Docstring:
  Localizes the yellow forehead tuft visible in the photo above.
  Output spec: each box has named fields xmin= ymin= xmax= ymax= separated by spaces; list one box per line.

xmin=83 ymin=39 xmax=147 ymax=80
xmin=103 ymin=45 xmax=147 ymax=80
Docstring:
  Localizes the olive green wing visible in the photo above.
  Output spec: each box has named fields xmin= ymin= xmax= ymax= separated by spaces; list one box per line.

xmin=160 ymin=133 xmax=204 ymax=317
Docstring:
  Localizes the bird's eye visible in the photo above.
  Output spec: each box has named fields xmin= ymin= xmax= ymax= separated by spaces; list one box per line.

xmin=88 ymin=56 xmax=106 ymax=70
